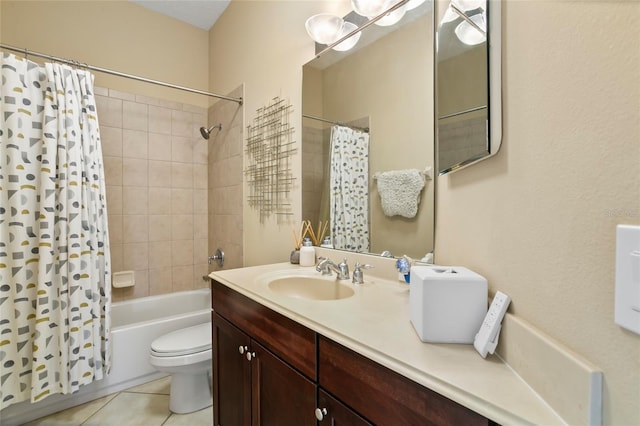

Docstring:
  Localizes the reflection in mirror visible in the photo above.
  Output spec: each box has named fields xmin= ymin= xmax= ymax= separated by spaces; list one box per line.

xmin=302 ymin=2 xmax=434 ymax=260
xmin=436 ymin=0 xmax=501 ymax=175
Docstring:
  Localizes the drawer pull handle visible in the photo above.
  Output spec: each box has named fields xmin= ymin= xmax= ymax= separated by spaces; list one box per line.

xmin=246 ymin=351 xmax=256 ymax=361
xmin=238 ymin=345 xmax=248 ymax=355
xmin=315 ymin=407 xmax=328 ymax=421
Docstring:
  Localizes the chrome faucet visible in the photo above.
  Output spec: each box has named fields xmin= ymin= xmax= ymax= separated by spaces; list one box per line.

xmin=315 ymin=257 xmax=350 ymax=280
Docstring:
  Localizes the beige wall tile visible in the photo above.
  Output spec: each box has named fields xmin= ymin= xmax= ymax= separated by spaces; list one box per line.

xmin=123 ymin=129 xmax=148 ymax=159
xmin=172 ymin=215 xmax=193 ymax=240
xmin=96 ymin=88 xmax=212 ymax=301
xmin=104 ymin=156 xmax=123 ymax=187
xmin=149 ymin=133 xmax=172 ymax=161
xmin=193 ymin=189 xmax=207 ymax=214
xmin=148 ymin=105 xmax=172 ymax=135
xmin=108 ymin=215 xmax=123 ymax=245
xmin=123 ymin=242 xmax=148 ymax=270
xmin=149 ymin=215 xmax=172 ymax=241
xmin=148 ymin=188 xmax=172 ymax=214
xmin=172 ymin=162 xmax=193 ymax=189
xmin=171 ymin=239 xmax=194 ymax=267
xmin=193 ymin=139 xmax=208 ymax=164
xmin=100 ymin=126 xmax=123 ymax=157
xmin=148 ymin=160 xmax=172 ymax=188
xmin=110 ymin=243 xmax=124 ymax=273
xmin=194 ymin=214 xmax=208 ymax=240
xmin=123 ymin=215 xmax=149 ymax=243
xmin=96 ymin=96 xmax=122 ymax=128
xmin=122 ymin=187 xmax=148 ymax=214
xmin=149 ymin=267 xmax=173 ymax=295
xmin=119 ymin=269 xmax=149 ymax=300
xmin=171 ymin=109 xmax=192 ymax=138
xmin=172 ymin=265 xmax=194 ymax=292
xmin=108 ymin=89 xmax=135 ymax=101
xmin=106 ymin=185 xmax=122 ymax=215
xmin=123 ymin=101 xmax=148 ymax=132
xmin=148 ymin=241 xmax=172 ymax=269
xmin=122 ymin=158 xmax=148 ymax=187
xmin=171 ymin=188 xmax=194 ymax=214
xmin=171 ymin=136 xmax=194 ymax=163
xmin=193 ymin=164 xmax=208 ymax=189
xmin=194 ymin=263 xmax=210 ymax=288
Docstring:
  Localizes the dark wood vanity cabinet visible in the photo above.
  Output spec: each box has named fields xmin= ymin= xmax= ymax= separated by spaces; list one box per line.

xmin=212 ymin=280 xmax=316 ymax=426
xmin=211 ymin=279 xmax=490 ymax=426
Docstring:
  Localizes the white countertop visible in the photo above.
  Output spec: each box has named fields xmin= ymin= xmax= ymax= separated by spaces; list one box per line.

xmin=210 ymin=262 xmax=564 ymax=425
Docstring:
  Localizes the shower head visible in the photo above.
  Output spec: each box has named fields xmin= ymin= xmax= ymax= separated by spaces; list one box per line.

xmin=200 ymin=124 xmax=222 ymax=140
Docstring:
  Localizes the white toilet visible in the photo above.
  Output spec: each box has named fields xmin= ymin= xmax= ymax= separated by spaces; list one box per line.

xmin=149 ymin=322 xmax=212 ymax=414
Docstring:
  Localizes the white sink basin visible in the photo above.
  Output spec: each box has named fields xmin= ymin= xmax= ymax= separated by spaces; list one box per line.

xmin=260 ymin=271 xmax=355 ymax=301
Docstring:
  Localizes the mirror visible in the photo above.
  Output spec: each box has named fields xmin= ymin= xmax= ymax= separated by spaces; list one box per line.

xmin=302 ymin=1 xmax=434 ymax=260
xmin=436 ymin=0 xmax=501 ymax=174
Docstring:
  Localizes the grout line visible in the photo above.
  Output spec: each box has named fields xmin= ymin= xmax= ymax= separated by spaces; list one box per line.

xmin=79 ymin=392 xmax=120 ymax=425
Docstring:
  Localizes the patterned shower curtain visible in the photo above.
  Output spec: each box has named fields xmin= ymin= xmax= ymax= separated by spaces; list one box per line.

xmin=0 ymin=53 xmax=111 ymax=410
xmin=329 ymin=125 xmax=370 ymax=252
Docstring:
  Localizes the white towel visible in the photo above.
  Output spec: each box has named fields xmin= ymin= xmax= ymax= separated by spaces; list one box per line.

xmin=375 ymin=169 xmax=425 ymax=218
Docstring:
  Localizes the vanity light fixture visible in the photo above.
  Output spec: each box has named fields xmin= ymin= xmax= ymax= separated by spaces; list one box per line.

xmin=454 ymin=11 xmax=486 ymax=45
xmin=372 ymin=3 xmax=407 ymax=26
xmin=351 ymin=0 xmax=391 ymax=18
xmin=332 ymin=22 xmax=362 ymax=51
xmin=405 ymin=0 xmax=426 ymax=11
xmin=305 ymin=13 xmax=345 ymax=45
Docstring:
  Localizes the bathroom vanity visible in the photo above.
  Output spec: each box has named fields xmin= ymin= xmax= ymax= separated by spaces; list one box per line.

xmin=209 ymin=262 xmax=567 ymax=425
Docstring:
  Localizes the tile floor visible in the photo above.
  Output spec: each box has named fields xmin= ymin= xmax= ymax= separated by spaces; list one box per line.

xmin=23 ymin=377 xmax=213 ymax=426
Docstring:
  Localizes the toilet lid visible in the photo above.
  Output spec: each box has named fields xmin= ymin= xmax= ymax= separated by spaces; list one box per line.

xmin=151 ymin=322 xmax=211 ymax=356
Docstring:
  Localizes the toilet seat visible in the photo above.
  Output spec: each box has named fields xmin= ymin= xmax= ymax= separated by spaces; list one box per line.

xmin=151 ymin=322 xmax=211 ymax=357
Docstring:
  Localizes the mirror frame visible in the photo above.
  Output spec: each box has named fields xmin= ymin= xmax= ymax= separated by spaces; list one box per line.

xmin=435 ymin=0 xmax=502 ymax=175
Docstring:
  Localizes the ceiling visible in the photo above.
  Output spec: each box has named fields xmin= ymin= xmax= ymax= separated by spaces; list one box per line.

xmin=130 ymin=0 xmax=231 ymax=30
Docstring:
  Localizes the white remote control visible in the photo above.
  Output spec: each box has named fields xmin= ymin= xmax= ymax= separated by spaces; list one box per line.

xmin=474 ymin=291 xmax=511 ymax=358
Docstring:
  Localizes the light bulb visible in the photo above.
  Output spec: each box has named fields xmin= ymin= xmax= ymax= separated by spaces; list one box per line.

xmin=351 ymin=0 xmax=391 ymax=18
xmin=333 ymin=22 xmax=361 ymax=51
xmin=454 ymin=13 xmax=486 ymax=45
xmin=373 ymin=4 xmax=407 ymax=26
xmin=406 ymin=0 xmax=426 ymax=11
xmin=305 ymin=14 xmax=345 ymax=45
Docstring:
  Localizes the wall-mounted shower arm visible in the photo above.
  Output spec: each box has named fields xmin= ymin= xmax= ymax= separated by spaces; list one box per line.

xmin=0 ymin=43 xmax=243 ymax=105
xmin=200 ymin=124 xmax=222 ymax=140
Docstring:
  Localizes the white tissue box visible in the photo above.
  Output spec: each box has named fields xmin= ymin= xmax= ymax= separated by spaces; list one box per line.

xmin=410 ymin=265 xmax=487 ymax=344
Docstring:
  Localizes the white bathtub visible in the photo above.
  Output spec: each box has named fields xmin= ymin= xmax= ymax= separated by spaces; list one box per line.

xmin=0 ymin=288 xmax=212 ymax=425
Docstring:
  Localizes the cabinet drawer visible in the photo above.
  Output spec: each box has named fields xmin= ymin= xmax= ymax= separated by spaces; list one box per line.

xmin=212 ymin=279 xmax=316 ymax=380
xmin=319 ymin=336 xmax=489 ymax=426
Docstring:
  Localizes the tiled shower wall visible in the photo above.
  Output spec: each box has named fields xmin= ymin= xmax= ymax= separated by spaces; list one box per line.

xmin=301 ymin=125 xmax=327 ymax=226
xmin=207 ymin=85 xmax=244 ymax=271
xmin=96 ymin=87 xmax=209 ymax=301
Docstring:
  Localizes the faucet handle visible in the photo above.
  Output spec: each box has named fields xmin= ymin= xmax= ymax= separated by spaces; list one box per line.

xmin=352 ymin=262 xmax=373 ymax=284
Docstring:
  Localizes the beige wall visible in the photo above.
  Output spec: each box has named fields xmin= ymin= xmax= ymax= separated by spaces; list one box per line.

xmin=0 ymin=0 xmax=209 ymax=107
xmin=435 ymin=1 xmax=640 ymax=424
xmin=208 ymin=1 xmax=639 ymax=424
xmin=208 ymin=0 xmax=352 ymax=265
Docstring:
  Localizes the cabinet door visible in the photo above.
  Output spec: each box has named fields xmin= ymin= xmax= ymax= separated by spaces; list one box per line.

xmin=250 ymin=340 xmax=316 ymax=426
xmin=319 ymin=336 xmax=489 ymax=426
xmin=213 ymin=313 xmax=252 ymax=426
xmin=317 ymin=389 xmax=372 ymax=426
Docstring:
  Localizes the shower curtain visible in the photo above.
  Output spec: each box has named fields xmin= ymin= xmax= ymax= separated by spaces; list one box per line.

xmin=0 ymin=53 xmax=111 ymax=410
xmin=329 ymin=125 xmax=370 ymax=252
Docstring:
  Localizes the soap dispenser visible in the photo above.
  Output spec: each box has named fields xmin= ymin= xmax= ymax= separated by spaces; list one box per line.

xmin=299 ymin=237 xmax=316 ymax=267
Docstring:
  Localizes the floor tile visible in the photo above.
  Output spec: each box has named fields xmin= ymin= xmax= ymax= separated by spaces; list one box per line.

xmin=22 ymin=394 xmax=117 ymax=426
xmin=83 ymin=392 xmax=170 ymax=426
xmin=163 ymin=405 xmax=213 ymax=426
xmin=125 ymin=376 xmax=171 ymax=395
